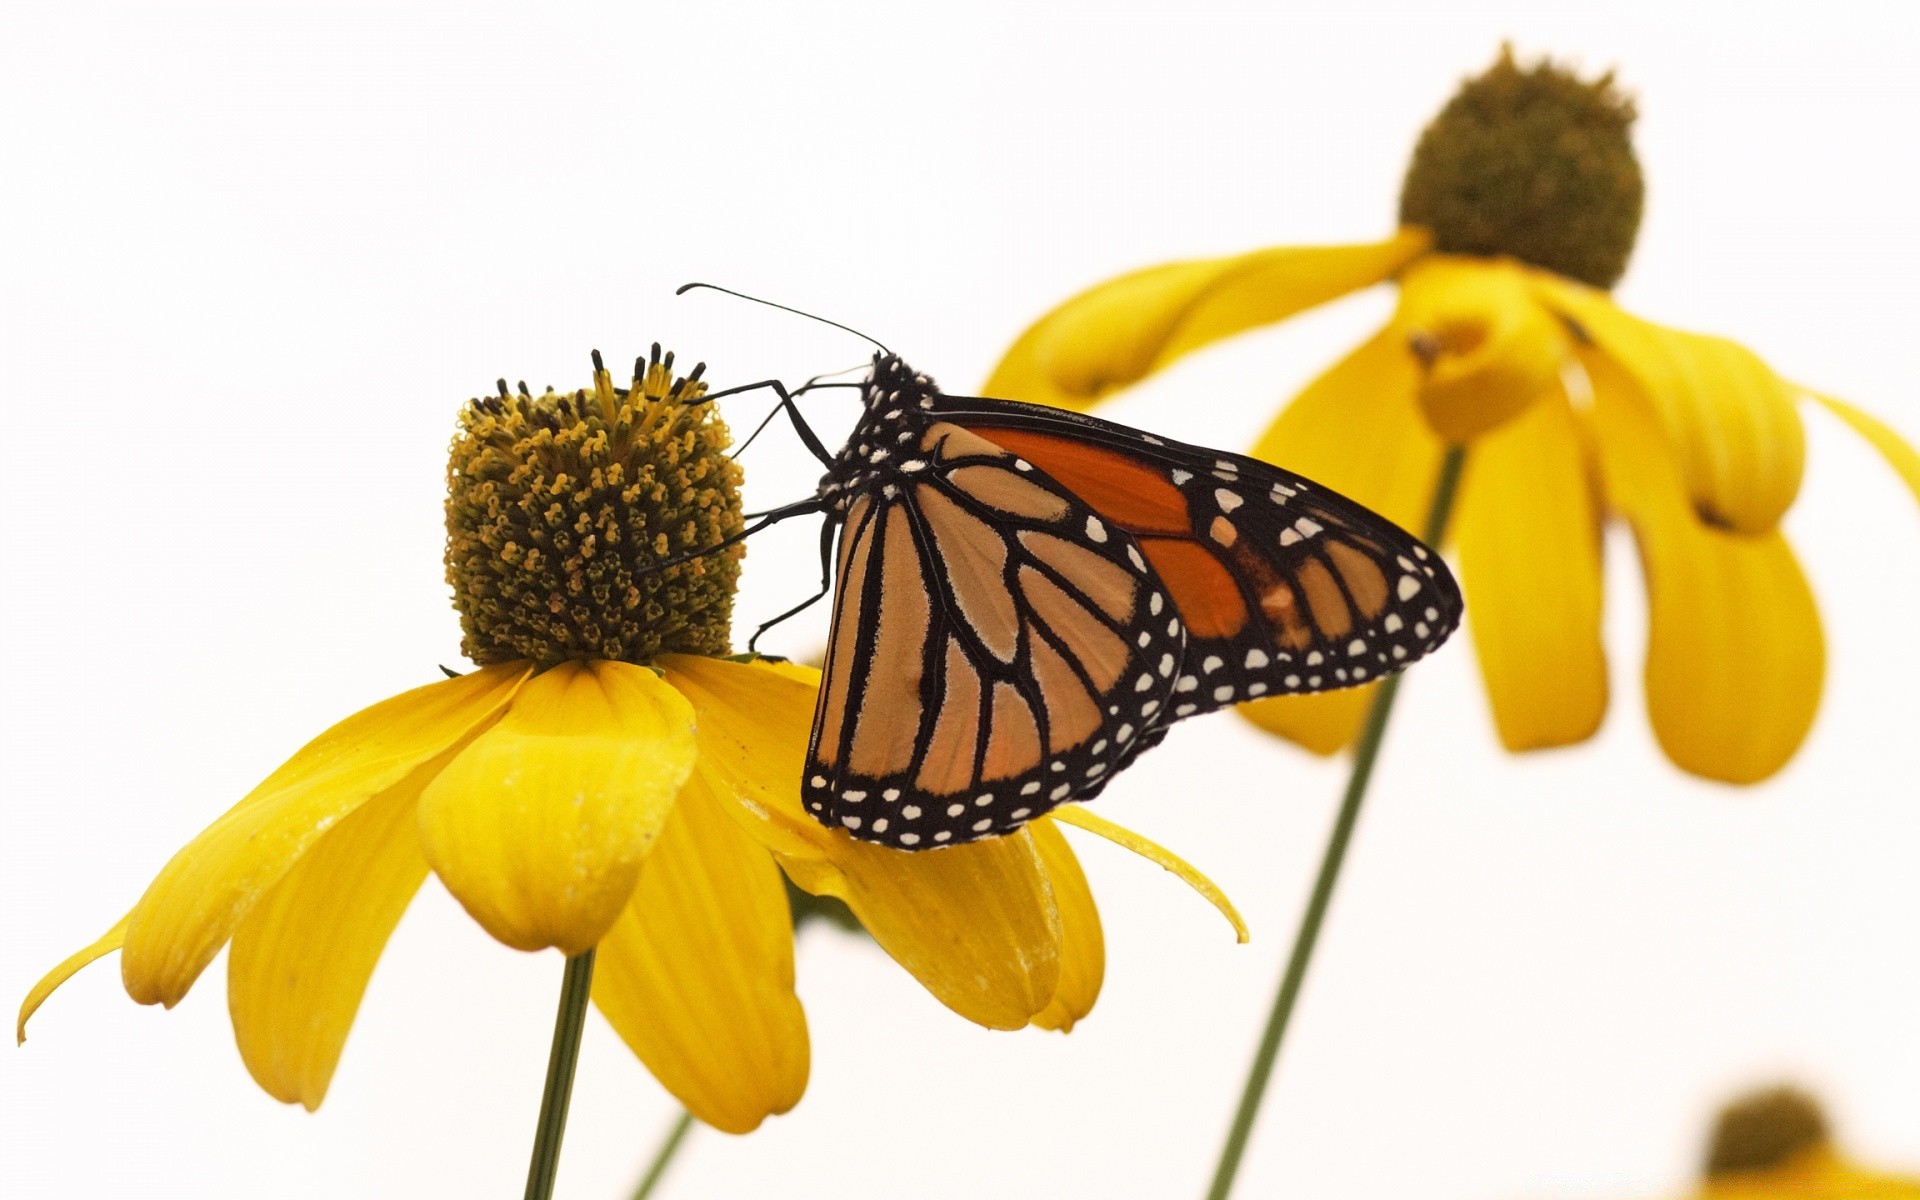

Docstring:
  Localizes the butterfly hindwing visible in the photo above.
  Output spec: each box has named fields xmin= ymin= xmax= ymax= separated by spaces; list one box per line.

xmin=804 ymin=419 xmax=1185 ymax=848
xmin=935 ymin=395 xmax=1463 ymax=721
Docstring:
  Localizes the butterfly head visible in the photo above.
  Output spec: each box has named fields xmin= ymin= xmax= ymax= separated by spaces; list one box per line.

xmin=862 ymin=353 xmax=940 ymax=412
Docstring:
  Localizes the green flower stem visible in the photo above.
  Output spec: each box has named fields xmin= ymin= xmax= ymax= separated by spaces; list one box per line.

xmin=524 ymin=949 xmax=598 ymax=1200
xmin=630 ymin=1110 xmax=696 ymax=1200
xmin=1204 ymin=446 xmax=1467 ymax=1200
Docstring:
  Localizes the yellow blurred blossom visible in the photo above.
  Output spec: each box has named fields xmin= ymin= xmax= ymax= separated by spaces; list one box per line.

xmin=987 ymin=49 xmax=1920 ymax=784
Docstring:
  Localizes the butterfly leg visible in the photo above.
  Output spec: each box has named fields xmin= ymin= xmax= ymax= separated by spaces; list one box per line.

xmin=629 ymin=496 xmax=829 ymax=579
xmin=746 ymin=514 xmax=838 ymax=653
xmin=691 ymin=378 xmax=838 ymax=467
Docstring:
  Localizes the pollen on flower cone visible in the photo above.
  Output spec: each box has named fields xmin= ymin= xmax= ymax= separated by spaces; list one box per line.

xmin=445 ymin=347 xmax=744 ymax=667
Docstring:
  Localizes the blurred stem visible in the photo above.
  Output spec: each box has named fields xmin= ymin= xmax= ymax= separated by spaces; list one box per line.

xmin=630 ymin=1110 xmax=696 ymax=1200
xmin=524 ymin=949 xmax=597 ymax=1200
xmin=1204 ymin=446 xmax=1466 ymax=1200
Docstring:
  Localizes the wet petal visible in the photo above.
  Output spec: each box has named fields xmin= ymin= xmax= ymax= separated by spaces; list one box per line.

xmin=656 ymin=655 xmax=825 ymax=862
xmin=1810 ymin=392 xmax=1920 ymax=509
xmin=1395 ymin=255 xmax=1572 ymax=442
xmin=1026 ymin=818 xmax=1104 ymax=1033
xmin=227 ymin=781 xmax=430 ymax=1110
xmin=1051 ymin=806 xmax=1247 ymax=942
xmin=1452 ymin=390 xmax=1609 ymax=749
xmin=1589 ymin=350 xmax=1824 ymax=783
xmin=419 ymin=661 xmax=697 ymax=955
xmin=984 ymin=231 xmax=1430 ymax=410
xmin=18 ymin=916 xmax=128 ymax=1044
xmin=777 ymin=830 xmax=1061 ymax=1031
xmin=592 ymin=774 xmax=807 ymax=1135
xmin=1538 ymin=273 xmax=1804 ymax=534
xmin=121 ymin=664 xmax=528 ymax=1007
xmin=1240 ymin=328 xmax=1444 ymax=752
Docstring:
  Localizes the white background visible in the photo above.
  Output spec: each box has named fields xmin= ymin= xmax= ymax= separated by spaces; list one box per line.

xmin=3 ymin=2 xmax=1917 ymax=1197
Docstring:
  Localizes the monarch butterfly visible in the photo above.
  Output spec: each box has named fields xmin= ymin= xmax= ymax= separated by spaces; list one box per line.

xmin=680 ymin=290 xmax=1463 ymax=851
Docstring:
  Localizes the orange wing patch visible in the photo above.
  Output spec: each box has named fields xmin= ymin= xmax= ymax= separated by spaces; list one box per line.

xmin=1138 ymin=537 xmax=1247 ymax=640
xmin=918 ymin=485 xmax=1020 ymax=662
xmin=845 ymin=505 xmax=930 ymax=778
xmin=812 ymin=495 xmax=875 ymax=770
xmin=975 ymin=427 xmax=1192 ymax=536
xmin=915 ymin=636 xmax=984 ymax=794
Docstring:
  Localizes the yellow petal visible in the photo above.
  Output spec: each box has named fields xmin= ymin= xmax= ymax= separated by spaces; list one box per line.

xmin=1537 ymin=273 xmax=1804 ymax=534
xmin=1452 ymin=390 xmax=1609 ymax=749
xmin=750 ymin=658 xmax=826 ymax=688
xmin=655 ymin=654 xmax=826 ymax=863
xmin=1810 ymin=392 xmax=1920 ymax=509
xmin=777 ymin=830 xmax=1062 ymax=1031
xmin=592 ymin=773 xmax=808 ymax=1135
xmin=1238 ymin=686 xmax=1378 ymax=757
xmin=665 ymin=656 xmax=1064 ymax=1028
xmin=1588 ymin=350 xmax=1824 ymax=783
xmin=1239 ymin=328 xmax=1444 ymax=753
xmin=227 ymin=780 xmax=430 ymax=1110
xmin=1394 ymin=255 xmax=1572 ymax=442
xmin=1700 ymin=1145 xmax=1920 ymax=1200
xmin=1026 ymin=817 xmax=1104 ymax=1033
xmin=984 ymin=230 xmax=1430 ymax=410
xmin=122 ymin=663 xmax=529 ymax=1007
xmin=18 ymin=916 xmax=128 ymax=1044
xmin=1051 ymin=806 xmax=1248 ymax=943
xmin=418 ymin=661 xmax=698 ymax=955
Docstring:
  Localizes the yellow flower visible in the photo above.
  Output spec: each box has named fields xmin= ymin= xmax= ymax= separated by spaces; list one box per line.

xmin=19 ymin=349 xmax=1244 ymax=1135
xmin=1686 ymin=1085 xmax=1920 ymax=1200
xmin=985 ymin=50 xmax=1920 ymax=784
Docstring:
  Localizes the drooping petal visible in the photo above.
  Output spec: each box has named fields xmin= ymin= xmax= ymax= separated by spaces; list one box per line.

xmin=1809 ymin=392 xmax=1920 ymax=509
xmin=591 ymin=773 xmax=807 ymax=1135
xmin=778 ymin=831 xmax=1062 ymax=1031
xmin=1239 ymin=327 xmax=1445 ymax=752
xmin=1026 ymin=818 xmax=1104 ymax=1033
xmin=1537 ymin=273 xmax=1805 ymax=534
xmin=984 ymin=230 xmax=1431 ymax=410
xmin=1051 ymin=806 xmax=1248 ymax=943
xmin=1248 ymin=327 xmax=1447 ymax=531
xmin=18 ymin=916 xmax=128 ymax=1043
xmin=1588 ymin=350 xmax=1824 ymax=783
xmin=1452 ymin=389 xmax=1609 ymax=750
xmin=121 ymin=663 xmax=529 ymax=1007
xmin=226 ymin=781 xmax=430 ymax=1110
xmin=1395 ymin=255 xmax=1573 ymax=442
xmin=418 ymin=661 xmax=698 ymax=955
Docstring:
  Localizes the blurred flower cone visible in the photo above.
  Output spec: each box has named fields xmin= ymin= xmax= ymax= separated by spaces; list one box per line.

xmin=1692 ymin=1085 xmax=1920 ymax=1199
xmin=986 ymin=47 xmax=1920 ymax=785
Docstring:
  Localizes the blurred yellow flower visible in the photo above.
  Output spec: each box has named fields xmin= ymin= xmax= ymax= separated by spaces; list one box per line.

xmin=987 ymin=50 xmax=1920 ymax=784
xmin=19 ymin=351 xmax=1243 ymax=1136
xmin=1689 ymin=1085 xmax=1920 ymax=1200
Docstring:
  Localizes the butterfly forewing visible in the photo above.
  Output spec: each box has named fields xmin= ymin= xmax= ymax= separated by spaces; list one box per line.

xmin=805 ymin=419 xmax=1184 ymax=848
xmin=936 ymin=397 xmax=1463 ymax=721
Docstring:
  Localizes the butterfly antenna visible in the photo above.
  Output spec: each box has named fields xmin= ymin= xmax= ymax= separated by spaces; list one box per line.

xmin=676 ymin=282 xmax=892 ymax=355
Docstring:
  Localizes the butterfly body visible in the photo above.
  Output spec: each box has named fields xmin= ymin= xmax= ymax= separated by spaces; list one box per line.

xmin=799 ymin=354 xmax=1461 ymax=850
